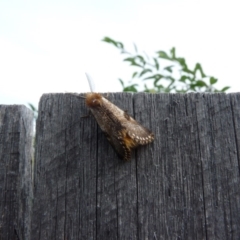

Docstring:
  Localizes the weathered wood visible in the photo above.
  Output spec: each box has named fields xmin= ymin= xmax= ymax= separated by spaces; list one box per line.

xmin=96 ymin=93 xmax=138 ymax=240
xmin=0 ymin=105 xmax=33 ymax=240
xmin=31 ymin=93 xmax=240 ymax=239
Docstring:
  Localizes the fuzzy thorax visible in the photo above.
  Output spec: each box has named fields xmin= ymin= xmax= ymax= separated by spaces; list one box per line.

xmin=85 ymin=93 xmax=103 ymax=108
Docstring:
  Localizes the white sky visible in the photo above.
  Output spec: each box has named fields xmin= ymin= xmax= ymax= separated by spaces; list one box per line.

xmin=0 ymin=0 xmax=239 ymax=108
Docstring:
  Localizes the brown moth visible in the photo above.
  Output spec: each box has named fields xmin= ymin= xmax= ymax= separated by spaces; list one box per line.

xmin=84 ymin=92 xmax=154 ymax=160
xmin=70 ymin=73 xmax=154 ymax=160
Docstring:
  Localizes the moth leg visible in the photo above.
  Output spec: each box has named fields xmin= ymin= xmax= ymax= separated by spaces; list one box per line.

xmin=81 ymin=110 xmax=91 ymax=118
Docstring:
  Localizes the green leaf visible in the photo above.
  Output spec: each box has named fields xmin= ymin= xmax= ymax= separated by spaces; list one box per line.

xmin=154 ymin=78 xmax=160 ymax=87
xmin=143 ymin=75 xmax=156 ymax=80
xmin=139 ymin=69 xmax=152 ymax=77
xmin=164 ymin=76 xmax=175 ymax=84
xmin=164 ymin=65 xmax=174 ymax=73
xmin=102 ymin=37 xmax=115 ymax=44
xmin=144 ymin=83 xmax=149 ymax=91
xmin=132 ymin=72 xmax=138 ymax=78
xmin=157 ymin=51 xmax=170 ymax=59
xmin=176 ymin=57 xmax=187 ymax=69
xmin=164 ymin=87 xmax=172 ymax=93
xmin=102 ymin=37 xmax=124 ymax=49
xmin=194 ymin=63 xmax=206 ymax=78
xmin=153 ymin=58 xmax=159 ymax=70
xmin=209 ymin=77 xmax=218 ymax=85
xmin=157 ymin=84 xmax=164 ymax=92
xmin=195 ymin=80 xmax=207 ymax=87
xmin=179 ymin=75 xmax=190 ymax=83
xmin=123 ymin=57 xmax=134 ymax=62
xmin=28 ymin=103 xmax=38 ymax=119
xmin=118 ymin=78 xmax=124 ymax=87
xmin=136 ymin=55 xmax=146 ymax=65
xmin=117 ymin=42 xmax=124 ymax=49
xmin=166 ymin=77 xmax=175 ymax=87
xmin=123 ymin=84 xmax=138 ymax=92
xmin=144 ymin=74 xmax=163 ymax=81
xmin=28 ymin=103 xmax=37 ymax=112
xmin=170 ymin=47 xmax=176 ymax=59
xmin=189 ymin=83 xmax=197 ymax=90
xmin=132 ymin=63 xmax=143 ymax=67
xmin=221 ymin=86 xmax=230 ymax=92
xmin=123 ymin=57 xmax=142 ymax=67
xmin=182 ymin=67 xmax=194 ymax=75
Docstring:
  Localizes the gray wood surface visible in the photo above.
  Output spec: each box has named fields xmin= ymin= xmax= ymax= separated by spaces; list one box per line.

xmin=30 ymin=92 xmax=240 ymax=239
xmin=0 ymin=105 xmax=33 ymax=240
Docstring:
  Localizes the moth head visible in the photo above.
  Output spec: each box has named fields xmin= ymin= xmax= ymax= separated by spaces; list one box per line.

xmin=85 ymin=93 xmax=103 ymax=108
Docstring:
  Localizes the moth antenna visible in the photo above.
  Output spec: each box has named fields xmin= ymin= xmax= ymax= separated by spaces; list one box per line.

xmin=85 ymin=72 xmax=96 ymax=92
xmin=81 ymin=110 xmax=91 ymax=118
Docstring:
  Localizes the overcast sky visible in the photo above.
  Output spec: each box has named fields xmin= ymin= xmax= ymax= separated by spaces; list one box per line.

xmin=0 ymin=0 xmax=239 ymax=108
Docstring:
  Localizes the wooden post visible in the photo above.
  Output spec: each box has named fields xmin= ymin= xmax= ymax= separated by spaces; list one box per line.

xmin=29 ymin=92 xmax=240 ymax=239
xmin=0 ymin=105 xmax=33 ymax=240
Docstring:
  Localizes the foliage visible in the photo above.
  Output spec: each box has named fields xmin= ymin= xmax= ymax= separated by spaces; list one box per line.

xmin=28 ymin=103 xmax=38 ymax=120
xmin=102 ymin=37 xmax=230 ymax=93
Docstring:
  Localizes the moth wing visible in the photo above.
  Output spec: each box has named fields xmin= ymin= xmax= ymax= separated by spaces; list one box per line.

xmin=122 ymin=117 xmax=154 ymax=145
xmin=91 ymin=100 xmax=154 ymax=160
xmin=104 ymin=112 xmax=154 ymax=160
xmin=103 ymin=130 xmax=131 ymax=161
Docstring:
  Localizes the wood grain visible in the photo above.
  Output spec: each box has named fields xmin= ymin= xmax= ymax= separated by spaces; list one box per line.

xmin=0 ymin=105 xmax=33 ymax=240
xmin=30 ymin=93 xmax=240 ymax=239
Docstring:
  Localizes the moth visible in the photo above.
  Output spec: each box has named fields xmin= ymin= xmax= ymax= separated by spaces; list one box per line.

xmin=73 ymin=74 xmax=154 ymax=161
